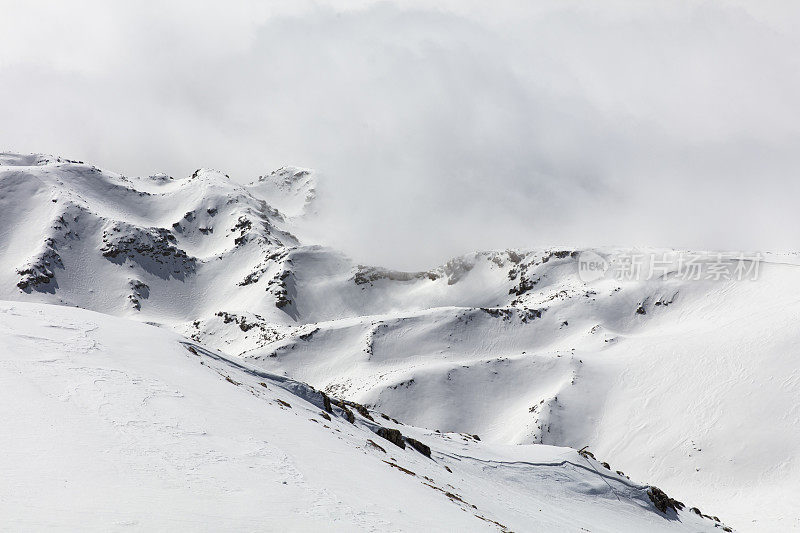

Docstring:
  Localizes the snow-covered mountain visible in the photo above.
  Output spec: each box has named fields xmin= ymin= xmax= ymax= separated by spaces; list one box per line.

xmin=2 ymin=300 xmax=721 ymax=532
xmin=2 ymin=152 xmax=796 ymax=531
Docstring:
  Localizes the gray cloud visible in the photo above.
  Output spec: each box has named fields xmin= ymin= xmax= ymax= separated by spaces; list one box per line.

xmin=1 ymin=1 xmax=798 ymax=268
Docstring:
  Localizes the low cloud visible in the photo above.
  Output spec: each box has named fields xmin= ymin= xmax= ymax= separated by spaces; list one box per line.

xmin=1 ymin=1 xmax=798 ymax=268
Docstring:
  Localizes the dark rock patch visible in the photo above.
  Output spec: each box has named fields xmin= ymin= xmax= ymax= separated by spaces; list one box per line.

xmin=647 ymin=486 xmax=684 ymax=514
xmin=376 ymin=427 xmax=405 ymax=449
xmin=321 ymin=392 xmax=333 ymax=413
xmin=382 ymin=460 xmax=415 ymax=476
xmin=366 ymin=439 xmax=386 ymax=453
xmin=344 ymin=400 xmax=374 ymax=421
xmin=341 ymin=406 xmax=355 ymax=424
xmin=405 ymin=438 xmax=431 ymax=457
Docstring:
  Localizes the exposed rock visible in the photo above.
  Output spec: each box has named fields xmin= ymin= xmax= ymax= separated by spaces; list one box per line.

xmin=340 ymin=406 xmax=355 ymax=424
xmin=376 ymin=427 xmax=405 ymax=449
xmin=382 ymin=460 xmax=415 ymax=476
xmin=441 ymin=257 xmax=474 ymax=285
xmin=481 ymin=307 xmax=543 ymax=323
xmin=101 ymin=222 xmax=195 ymax=280
xmin=326 ymin=397 xmax=356 ymax=423
xmin=321 ymin=392 xmax=333 ymax=413
xmin=16 ymin=238 xmax=62 ymax=292
xmin=647 ymin=486 xmax=684 ymax=514
xmin=128 ymin=279 xmax=150 ymax=310
xmin=405 ymin=438 xmax=431 ymax=457
xmin=509 ymin=274 xmax=538 ymax=296
xmin=344 ymin=400 xmax=374 ymax=421
xmin=366 ymin=439 xmax=386 ymax=453
xmin=354 ymin=266 xmax=439 ymax=285
xmin=577 ymin=447 xmax=595 ymax=460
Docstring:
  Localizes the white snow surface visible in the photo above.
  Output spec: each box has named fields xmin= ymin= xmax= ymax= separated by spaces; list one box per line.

xmin=1 ymin=152 xmax=797 ymax=530
xmin=0 ymin=301 xmax=715 ymax=532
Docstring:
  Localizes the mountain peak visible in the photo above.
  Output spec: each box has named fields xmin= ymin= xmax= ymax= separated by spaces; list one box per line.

xmin=0 ymin=153 xmax=792 ymax=530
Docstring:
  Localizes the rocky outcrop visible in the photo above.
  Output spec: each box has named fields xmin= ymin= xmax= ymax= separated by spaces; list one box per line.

xmin=101 ymin=222 xmax=196 ymax=280
xmin=128 ymin=279 xmax=150 ymax=310
xmin=647 ymin=486 xmax=684 ymax=514
xmin=376 ymin=427 xmax=405 ymax=449
xmin=343 ymin=400 xmax=374 ymax=421
xmin=354 ymin=266 xmax=440 ymax=285
xmin=405 ymin=437 xmax=431 ymax=457
xmin=16 ymin=238 xmax=62 ymax=292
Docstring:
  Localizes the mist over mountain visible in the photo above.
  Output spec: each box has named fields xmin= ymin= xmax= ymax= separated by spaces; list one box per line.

xmin=2 ymin=1 xmax=799 ymax=267
xmin=1 ymin=2 xmax=798 ymax=531
xmin=1 ymin=153 xmax=798 ymax=530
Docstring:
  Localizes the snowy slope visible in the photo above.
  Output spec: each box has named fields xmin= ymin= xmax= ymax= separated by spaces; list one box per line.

xmin=229 ymin=250 xmax=800 ymax=532
xmin=1 ymin=152 xmax=797 ymax=530
xmin=0 ymin=152 xmax=301 ymax=325
xmin=0 ymin=301 xmax=720 ymax=532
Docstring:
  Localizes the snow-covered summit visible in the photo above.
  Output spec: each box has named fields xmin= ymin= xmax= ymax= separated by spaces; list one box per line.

xmin=248 ymin=166 xmax=317 ymax=218
xmin=1 ymin=153 xmax=798 ymax=530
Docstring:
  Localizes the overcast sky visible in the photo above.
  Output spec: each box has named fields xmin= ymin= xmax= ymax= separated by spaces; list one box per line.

xmin=1 ymin=1 xmax=798 ymax=268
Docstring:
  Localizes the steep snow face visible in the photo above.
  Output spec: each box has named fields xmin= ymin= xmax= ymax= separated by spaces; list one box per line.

xmin=0 ymin=301 xmax=722 ymax=532
xmin=1 ymin=153 xmax=798 ymax=530
xmin=0 ymin=155 xmax=301 ymax=324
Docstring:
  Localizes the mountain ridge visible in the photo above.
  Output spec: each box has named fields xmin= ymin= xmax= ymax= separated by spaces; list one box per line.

xmin=2 ymin=152 xmax=798 ymax=531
